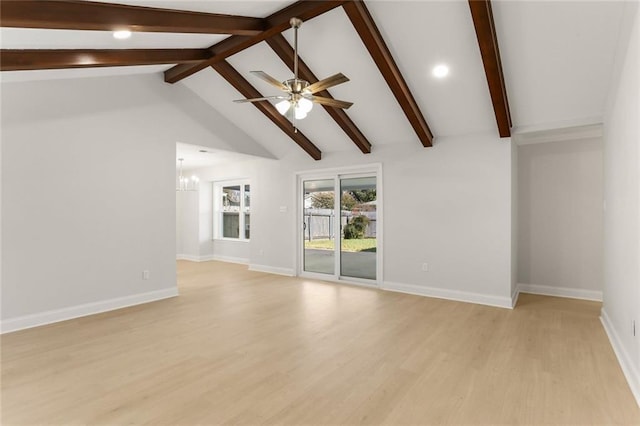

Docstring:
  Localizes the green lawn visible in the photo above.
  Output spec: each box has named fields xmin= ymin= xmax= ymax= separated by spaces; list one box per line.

xmin=304 ymin=238 xmax=377 ymax=252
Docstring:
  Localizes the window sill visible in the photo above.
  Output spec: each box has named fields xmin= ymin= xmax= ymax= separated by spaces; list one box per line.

xmin=213 ymin=238 xmax=250 ymax=243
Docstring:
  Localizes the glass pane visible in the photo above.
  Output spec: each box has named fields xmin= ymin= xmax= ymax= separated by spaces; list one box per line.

xmin=222 ymin=186 xmax=241 ymax=212
xmin=245 ymin=214 xmax=250 ymax=239
xmin=340 ymin=177 xmax=376 ymax=280
xmin=303 ymin=179 xmax=335 ymax=275
xmin=244 ymin=185 xmax=250 ymax=211
xmin=221 ymin=185 xmax=241 ymax=239
xmin=223 ymin=213 xmax=239 ymax=238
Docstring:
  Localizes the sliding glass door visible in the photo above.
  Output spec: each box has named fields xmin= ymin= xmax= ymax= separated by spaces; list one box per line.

xmin=340 ymin=177 xmax=377 ymax=280
xmin=303 ymin=179 xmax=336 ymax=275
xmin=301 ymin=171 xmax=379 ymax=284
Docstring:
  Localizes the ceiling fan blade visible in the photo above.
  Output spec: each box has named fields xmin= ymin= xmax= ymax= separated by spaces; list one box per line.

xmin=311 ymin=96 xmax=353 ymax=109
xmin=250 ymin=71 xmax=288 ymax=91
xmin=306 ymin=73 xmax=350 ymax=94
xmin=233 ymin=96 xmax=287 ymax=103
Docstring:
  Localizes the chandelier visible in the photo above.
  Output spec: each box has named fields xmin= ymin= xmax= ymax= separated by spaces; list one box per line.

xmin=176 ymin=158 xmax=199 ymax=191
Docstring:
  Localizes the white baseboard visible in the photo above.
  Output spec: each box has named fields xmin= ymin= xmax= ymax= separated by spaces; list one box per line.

xmin=0 ymin=287 xmax=179 ymax=334
xmin=249 ymin=264 xmax=295 ymax=276
xmin=518 ymin=283 xmax=602 ymax=301
xmin=176 ymin=254 xmax=249 ymax=265
xmin=601 ymin=308 xmax=640 ymax=407
xmin=210 ymin=255 xmax=249 ymax=265
xmin=511 ymin=286 xmax=521 ymax=308
xmin=382 ymin=281 xmax=513 ymax=309
xmin=176 ymin=254 xmax=200 ymax=262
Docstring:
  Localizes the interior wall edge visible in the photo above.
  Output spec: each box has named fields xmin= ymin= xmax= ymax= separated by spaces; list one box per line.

xmin=177 ymin=255 xmax=249 ymax=265
xmin=518 ymin=283 xmax=603 ymax=302
xmin=382 ymin=281 xmax=513 ymax=309
xmin=207 ymin=255 xmax=249 ymax=265
xmin=248 ymin=264 xmax=295 ymax=277
xmin=176 ymin=254 xmax=201 ymax=262
xmin=601 ymin=308 xmax=640 ymax=408
xmin=511 ymin=286 xmax=520 ymax=308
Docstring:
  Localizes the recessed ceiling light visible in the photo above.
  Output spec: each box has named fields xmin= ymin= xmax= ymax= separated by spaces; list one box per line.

xmin=113 ymin=30 xmax=132 ymax=40
xmin=432 ymin=64 xmax=449 ymax=78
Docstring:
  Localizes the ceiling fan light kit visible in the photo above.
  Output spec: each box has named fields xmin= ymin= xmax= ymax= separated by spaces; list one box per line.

xmin=234 ymin=17 xmax=353 ymax=129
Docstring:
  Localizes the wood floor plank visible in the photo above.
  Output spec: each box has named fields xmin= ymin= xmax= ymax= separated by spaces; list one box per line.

xmin=1 ymin=260 xmax=638 ymax=425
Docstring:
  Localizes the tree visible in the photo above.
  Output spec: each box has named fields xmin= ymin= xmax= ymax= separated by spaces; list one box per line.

xmin=341 ymin=192 xmax=357 ymax=210
xmin=310 ymin=192 xmax=334 ymax=209
xmin=349 ymin=189 xmax=376 ymax=203
xmin=311 ymin=192 xmax=358 ymax=210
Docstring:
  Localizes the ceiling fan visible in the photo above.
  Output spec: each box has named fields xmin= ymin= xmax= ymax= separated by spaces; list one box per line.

xmin=233 ymin=17 xmax=353 ymax=129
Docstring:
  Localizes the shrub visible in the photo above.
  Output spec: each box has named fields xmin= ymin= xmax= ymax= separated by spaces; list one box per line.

xmin=351 ymin=215 xmax=370 ymax=231
xmin=343 ymin=216 xmax=370 ymax=239
xmin=343 ymin=223 xmax=360 ymax=239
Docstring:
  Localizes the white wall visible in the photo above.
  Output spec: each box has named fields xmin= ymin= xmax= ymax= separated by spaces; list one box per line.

xmin=1 ymin=74 xmax=259 ymax=331
xmin=191 ymin=133 xmax=514 ymax=307
xmin=198 ymin=183 xmax=213 ymax=257
xmin=601 ymin=1 xmax=640 ymax=405
xmin=511 ymin=140 xmax=518 ymax=301
xmin=176 ymin=191 xmax=200 ymax=260
xmin=0 ymin=85 xmax=3 ymax=322
xmin=517 ymin=137 xmax=604 ymax=298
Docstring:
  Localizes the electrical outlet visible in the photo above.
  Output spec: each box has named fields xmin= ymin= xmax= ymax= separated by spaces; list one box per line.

xmin=143 ymin=270 xmax=150 ymax=280
xmin=421 ymin=263 xmax=429 ymax=272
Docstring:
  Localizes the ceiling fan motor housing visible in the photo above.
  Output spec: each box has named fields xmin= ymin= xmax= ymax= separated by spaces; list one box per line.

xmin=284 ymin=78 xmax=311 ymax=96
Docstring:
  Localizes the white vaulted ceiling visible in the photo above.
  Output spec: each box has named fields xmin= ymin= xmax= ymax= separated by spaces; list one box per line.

xmin=493 ymin=0 xmax=626 ymax=133
xmin=0 ymin=0 xmax=629 ymax=157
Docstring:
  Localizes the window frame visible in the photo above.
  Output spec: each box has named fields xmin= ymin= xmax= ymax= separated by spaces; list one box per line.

xmin=213 ymin=179 xmax=250 ymax=242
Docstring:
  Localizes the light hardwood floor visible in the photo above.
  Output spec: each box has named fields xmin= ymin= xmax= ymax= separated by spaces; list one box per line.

xmin=2 ymin=260 xmax=639 ymax=425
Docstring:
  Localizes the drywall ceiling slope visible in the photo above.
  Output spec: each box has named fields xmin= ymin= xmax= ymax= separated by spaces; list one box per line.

xmin=3 ymin=1 xmax=624 ymax=151
xmin=1 ymin=74 xmax=274 ymax=159
xmin=180 ymin=8 xmax=416 ymax=158
xmin=181 ymin=2 xmax=501 ymax=157
xmin=180 ymin=67 xmax=304 ymax=159
xmin=493 ymin=0 xmax=626 ymax=132
xmin=176 ymin=142 xmax=261 ymax=170
xmin=354 ymin=1 xmax=497 ymax=138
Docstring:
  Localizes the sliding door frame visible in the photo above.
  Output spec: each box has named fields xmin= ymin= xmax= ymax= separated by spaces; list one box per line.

xmin=295 ymin=163 xmax=383 ymax=288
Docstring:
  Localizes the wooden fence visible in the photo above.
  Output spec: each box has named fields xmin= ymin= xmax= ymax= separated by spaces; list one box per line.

xmin=303 ymin=209 xmax=376 ymax=240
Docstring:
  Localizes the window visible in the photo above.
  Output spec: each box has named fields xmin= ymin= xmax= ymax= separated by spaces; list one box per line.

xmin=215 ymin=181 xmax=250 ymax=241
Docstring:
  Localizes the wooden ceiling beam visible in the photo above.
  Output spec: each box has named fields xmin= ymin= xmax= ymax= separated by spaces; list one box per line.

xmin=165 ymin=1 xmax=347 ymax=84
xmin=1 ymin=49 xmax=211 ymax=71
xmin=266 ymin=34 xmax=372 ymax=154
xmin=468 ymin=0 xmax=512 ymax=137
xmin=211 ymin=61 xmax=322 ymax=161
xmin=342 ymin=0 xmax=433 ymax=147
xmin=0 ymin=0 xmax=266 ymax=36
